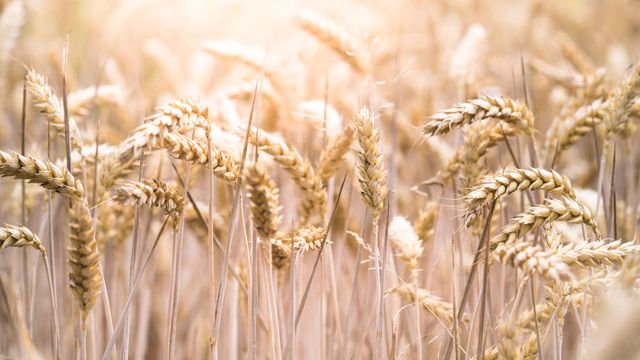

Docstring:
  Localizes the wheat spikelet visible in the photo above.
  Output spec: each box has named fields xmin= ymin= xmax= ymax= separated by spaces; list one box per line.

xmin=145 ymin=98 xmax=210 ymax=132
xmin=67 ymin=84 xmax=124 ymax=117
xmin=0 ymin=224 xmax=45 ymax=255
xmin=465 ymin=168 xmax=576 ymax=224
xmin=492 ymin=196 xmax=600 ymax=246
xmin=354 ymin=107 xmax=387 ymax=220
xmin=317 ymin=125 xmax=355 ymax=183
xmin=68 ymin=199 xmax=102 ymax=327
xmin=385 ymin=283 xmax=459 ymax=325
xmin=389 ymin=216 xmax=424 ymax=269
xmin=25 ymin=68 xmax=84 ymax=150
xmin=443 ymin=121 xmax=521 ymax=181
xmin=114 ymin=178 xmax=185 ymax=218
xmin=246 ymin=164 xmax=281 ymax=240
xmin=294 ymin=10 xmax=369 ymax=74
xmin=250 ymin=130 xmax=326 ymax=225
xmin=423 ymin=96 xmax=534 ymax=137
xmin=0 ymin=150 xmax=84 ymax=200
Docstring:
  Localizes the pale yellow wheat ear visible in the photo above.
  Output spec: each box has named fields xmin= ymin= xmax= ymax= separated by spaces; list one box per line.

xmin=414 ymin=201 xmax=438 ymax=244
xmin=354 ymin=106 xmax=387 ymax=221
xmin=385 ymin=283 xmax=461 ymax=325
xmin=267 ymin=226 xmax=328 ymax=269
xmin=317 ymin=125 xmax=355 ymax=184
xmin=465 ymin=167 xmax=576 ymax=225
xmin=246 ymin=164 xmax=281 ymax=240
xmin=491 ymin=196 xmax=600 ymax=247
xmin=443 ymin=121 xmax=522 ymax=182
xmin=201 ymin=40 xmax=285 ymax=94
xmin=0 ymin=150 xmax=84 ymax=200
xmin=389 ymin=216 xmax=423 ymax=270
xmin=248 ymin=129 xmax=326 ymax=225
xmin=604 ymin=61 xmax=640 ymax=138
xmin=294 ymin=9 xmax=369 ymax=74
xmin=159 ymin=132 xmax=239 ymax=184
xmin=556 ymin=33 xmax=595 ymax=76
xmin=0 ymin=224 xmax=45 ymax=255
xmin=67 ymin=84 xmax=124 ymax=117
xmin=68 ymin=198 xmax=102 ymax=328
xmin=114 ymin=178 xmax=185 ymax=219
xmin=423 ymin=96 xmax=534 ymax=137
xmin=544 ymin=98 xmax=606 ymax=159
xmin=25 ymin=68 xmax=84 ymax=150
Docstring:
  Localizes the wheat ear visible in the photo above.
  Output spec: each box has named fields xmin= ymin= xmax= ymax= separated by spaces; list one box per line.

xmin=389 ymin=216 xmax=424 ymax=270
xmin=114 ymin=178 xmax=185 ymax=218
xmin=317 ymin=125 xmax=355 ymax=184
xmin=545 ymin=98 xmax=606 ymax=158
xmin=604 ymin=61 xmax=640 ymax=137
xmin=414 ymin=201 xmax=438 ymax=244
xmin=354 ymin=107 xmax=387 ymax=221
xmin=443 ymin=122 xmax=521 ymax=181
xmin=250 ymin=130 xmax=326 ymax=225
xmin=68 ymin=199 xmax=102 ymax=328
xmin=492 ymin=196 xmax=600 ymax=246
xmin=246 ymin=164 xmax=281 ymax=240
xmin=385 ymin=283 xmax=460 ymax=325
xmin=0 ymin=224 xmax=45 ymax=255
xmin=67 ymin=85 xmax=124 ymax=117
xmin=465 ymin=167 xmax=575 ymax=223
xmin=294 ymin=10 xmax=369 ymax=74
xmin=423 ymin=96 xmax=534 ymax=137
xmin=0 ymin=150 xmax=84 ymax=200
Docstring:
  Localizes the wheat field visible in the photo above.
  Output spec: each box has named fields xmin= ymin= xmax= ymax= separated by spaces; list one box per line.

xmin=1 ymin=0 xmax=640 ymax=359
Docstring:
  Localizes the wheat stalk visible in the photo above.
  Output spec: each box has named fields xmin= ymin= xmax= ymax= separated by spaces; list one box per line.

xmin=423 ymin=96 xmax=534 ymax=137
